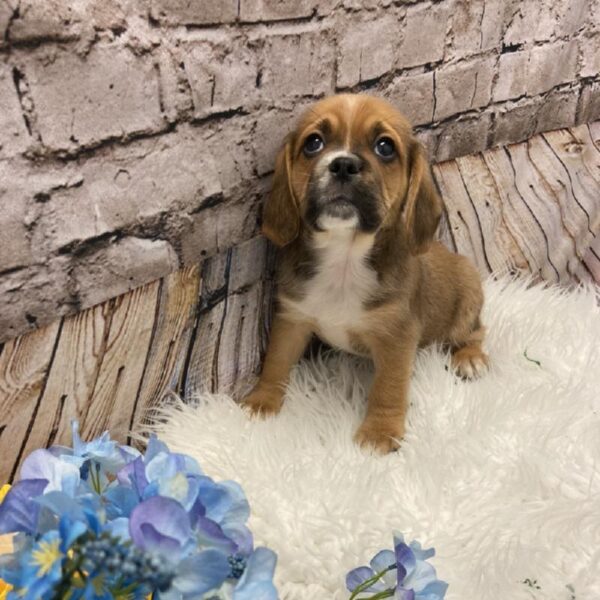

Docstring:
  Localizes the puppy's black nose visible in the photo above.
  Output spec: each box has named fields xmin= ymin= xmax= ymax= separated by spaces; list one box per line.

xmin=329 ymin=155 xmax=362 ymax=181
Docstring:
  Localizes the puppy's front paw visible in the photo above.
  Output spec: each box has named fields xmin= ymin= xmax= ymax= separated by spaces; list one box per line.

xmin=241 ymin=387 xmax=283 ymax=419
xmin=451 ymin=346 xmax=489 ymax=379
xmin=354 ymin=419 xmax=404 ymax=454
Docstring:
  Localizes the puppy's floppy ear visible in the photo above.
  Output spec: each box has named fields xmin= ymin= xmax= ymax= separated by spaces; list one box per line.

xmin=261 ymin=139 xmax=300 ymax=247
xmin=402 ymin=140 xmax=443 ymax=254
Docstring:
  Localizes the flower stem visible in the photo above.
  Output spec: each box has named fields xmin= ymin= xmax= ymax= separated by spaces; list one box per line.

xmin=349 ymin=566 xmax=395 ymax=600
xmin=368 ymin=590 xmax=395 ymax=600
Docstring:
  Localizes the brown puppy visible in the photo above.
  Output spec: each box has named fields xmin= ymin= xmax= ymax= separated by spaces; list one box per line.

xmin=243 ymin=94 xmax=488 ymax=453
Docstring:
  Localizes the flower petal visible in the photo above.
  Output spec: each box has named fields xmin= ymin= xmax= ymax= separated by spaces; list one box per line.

xmin=129 ymin=496 xmax=191 ymax=558
xmin=395 ymin=587 xmax=415 ymax=600
xmin=418 ymin=579 xmax=449 ymax=599
xmin=0 ymin=479 xmax=47 ymax=535
xmin=409 ymin=541 xmax=435 ymax=562
xmin=402 ymin=560 xmax=437 ymax=593
xmin=195 ymin=516 xmax=237 ymax=554
xmin=346 ymin=566 xmax=375 ymax=592
xmin=394 ymin=542 xmax=415 ymax=581
xmin=20 ymin=450 xmax=80 ymax=496
xmin=234 ymin=547 xmax=278 ymax=600
xmin=104 ymin=516 xmax=131 ymax=542
xmin=172 ymin=549 xmax=230 ymax=596
xmin=370 ymin=549 xmax=397 ymax=587
xmin=370 ymin=549 xmax=396 ymax=573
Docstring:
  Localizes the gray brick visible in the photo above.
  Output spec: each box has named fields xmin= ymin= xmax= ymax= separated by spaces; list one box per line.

xmin=494 ymin=50 xmax=529 ymax=103
xmin=259 ymin=26 xmax=335 ymax=101
xmin=492 ymin=100 xmax=538 ymax=147
xmin=449 ymin=0 xmax=507 ymax=57
xmin=83 ymin=0 xmax=127 ymax=31
xmin=342 ymin=0 xmax=394 ymax=9
xmin=27 ymin=45 xmax=164 ymax=151
xmin=578 ymin=81 xmax=600 ymax=123
xmin=8 ymin=0 xmax=81 ymax=42
xmin=156 ymin=47 xmax=194 ymax=123
xmin=414 ymin=127 xmax=438 ymax=161
xmin=39 ymin=129 xmax=222 ymax=252
xmin=0 ymin=64 xmax=30 ymax=158
xmin=150 ymin=0 xmax=238 ymax=25
xmin=398 ymin=2 xmax=449 ymax=69
xmin=535 ymin=90 xmax=578 ymax=134
xmin=0 ymin=0 xmax=17 ymax=44
xmin=0 ymin=257 xmax=72 ymax=342
xmin=434 ymin=57 xmax=495 ymax=121
xmin=180 ymin=197 xmax=261 ymax=264
xmin=253 ymin=102 xmax=312 ymax=175
xmin=204 ymin=118 xmax=257 ymax=195
xmin=528 ymin=41 xmax=578 ymax=97
xmin=337 ymin=13 xmax=400 ymax=88
xmin=0 ymin=164 xmax=32 ymax=271
xmin=591 ymin=0 xmax=600 ymax=34
xmin=580 ymin=35 xmax=600 ymax=79
xmin=385 ymin=72 xmax=434 ymax=126
xmin=182 ymin=38 xmax=258 ymax=119
xmin=504 ymin=3 xmax=555 ymax=45
xmin=553 ymin=0 xmax=589 ymax=38
xmin=435 ymin=113 xmax=492 ymax=162
xmin=239 ymin=0 xmax=319 ymax=22
xmin=72 ymin=237 xmax=179 ymax=309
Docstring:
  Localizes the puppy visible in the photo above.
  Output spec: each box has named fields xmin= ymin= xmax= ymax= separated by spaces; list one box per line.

xmin=243 ymin=94 xmax=488 ymax=453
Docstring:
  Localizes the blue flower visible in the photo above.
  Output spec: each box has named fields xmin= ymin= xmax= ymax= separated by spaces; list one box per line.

xmin=233 ymin=547 xmax=278 ymax=600
xmin=20 ymin=449 xmax=80 ymax=496
xmin=346 ymin=533 xmax=447 ymax=600
xmin=1 ymin=529 xmax=68 ymax=600
xmin=0 ymin=479 xmax=48 ymax=535
xmin=1 ymin=428 xmax=279 ymax=600
xmin=157 ymin=550 xmax=231 ymax=600
xmin=71 ymin=421 xmax=140 ymax=472
xmin=129 ymin=496 xmax=194 ymax=560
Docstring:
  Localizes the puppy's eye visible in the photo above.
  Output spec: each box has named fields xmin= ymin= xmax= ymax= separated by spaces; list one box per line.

xmin=303 ymin=133 xmax=325 ymax=156
xmin=374 ymin=137 xmax=396 ymax=160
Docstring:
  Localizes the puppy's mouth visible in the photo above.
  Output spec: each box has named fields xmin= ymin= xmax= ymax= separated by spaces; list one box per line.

xmin=323 ymin=196 xmax=359 ymax=219
xmin=315 ymin=196 xmax=360 ymax=231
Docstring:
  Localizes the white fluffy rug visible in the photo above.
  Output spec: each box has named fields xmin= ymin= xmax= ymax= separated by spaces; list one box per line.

xmin=151 ymin=278 xmax=600 ymax=600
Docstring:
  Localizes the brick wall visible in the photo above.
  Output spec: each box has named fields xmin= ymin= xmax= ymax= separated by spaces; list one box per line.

xmin=0 ymin=0 xmax=598 ymax=341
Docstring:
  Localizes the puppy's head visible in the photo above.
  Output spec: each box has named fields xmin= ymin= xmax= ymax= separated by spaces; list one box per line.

xmin=262 ymin=94 xmax=442 ymax=253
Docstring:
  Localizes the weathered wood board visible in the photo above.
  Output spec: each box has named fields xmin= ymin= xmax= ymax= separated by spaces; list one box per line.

xmin=435 ymin=123 xmax=600 ymax=284
xmin=0 ymin=122 xmax=598 ymax=482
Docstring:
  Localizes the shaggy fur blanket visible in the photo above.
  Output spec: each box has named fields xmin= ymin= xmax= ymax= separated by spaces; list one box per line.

xmin=152 ymin=277 xmax=600 ymax=600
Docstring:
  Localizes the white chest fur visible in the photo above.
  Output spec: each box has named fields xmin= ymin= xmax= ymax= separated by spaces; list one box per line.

xmin=282 ymin=231 xmax=378 ymax=354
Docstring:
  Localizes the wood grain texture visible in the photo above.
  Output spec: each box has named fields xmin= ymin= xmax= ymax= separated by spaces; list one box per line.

xmin=82 ymin=282 xmax=160 ymax=441
xmin=184 ymin=237 xmax=275 ymax=399
xmin=0 ymin=322 xmax=60 ymax=483
xmin=14 ymin=282 xmax=159 ymax=480
xmin=434 ymin=121 xmax=600 ymax=284
xmin=129 ymin=266 xmax=200 ymax=436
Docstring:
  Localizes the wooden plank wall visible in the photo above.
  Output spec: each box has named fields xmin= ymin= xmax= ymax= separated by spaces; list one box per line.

xmin=0 ymin=238 xmax=276 ymax=483
xmin=435 ymin=123 xmax=600 ymax=285
xmin=0 ymin=122 xmax=598 ymax=483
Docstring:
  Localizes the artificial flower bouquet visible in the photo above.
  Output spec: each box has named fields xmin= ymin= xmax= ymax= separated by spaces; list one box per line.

xmin=0 ymin=424 xmax=277 ymax=599
xmin=0 ymin=424 xmax=447 ymax=599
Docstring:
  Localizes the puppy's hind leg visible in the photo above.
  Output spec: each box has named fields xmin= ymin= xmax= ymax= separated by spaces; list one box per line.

xmin=450 ymin=318 xmax=489 ymax=379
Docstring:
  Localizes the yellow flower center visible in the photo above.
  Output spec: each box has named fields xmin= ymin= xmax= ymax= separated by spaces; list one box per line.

xmin=0 ymin=579 xmax=13 ymax=600
xmin=31 ymin=538 xmax=62 ymax=577
xmin=0 ymin=485 xmax=10 ymax=504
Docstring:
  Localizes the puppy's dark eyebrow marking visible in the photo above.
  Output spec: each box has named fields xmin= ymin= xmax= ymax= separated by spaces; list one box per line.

xmin=372 ymin=121 xmax=392 ymax=138
xmin=314 ymin=118 xmax=332 ymax=136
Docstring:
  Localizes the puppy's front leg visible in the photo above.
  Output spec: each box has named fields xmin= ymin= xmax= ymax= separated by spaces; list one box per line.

xmin=242 ymin=313 xmax=312 ymax=418
xmin=354 ymin=329 xmax=418 ymax=454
